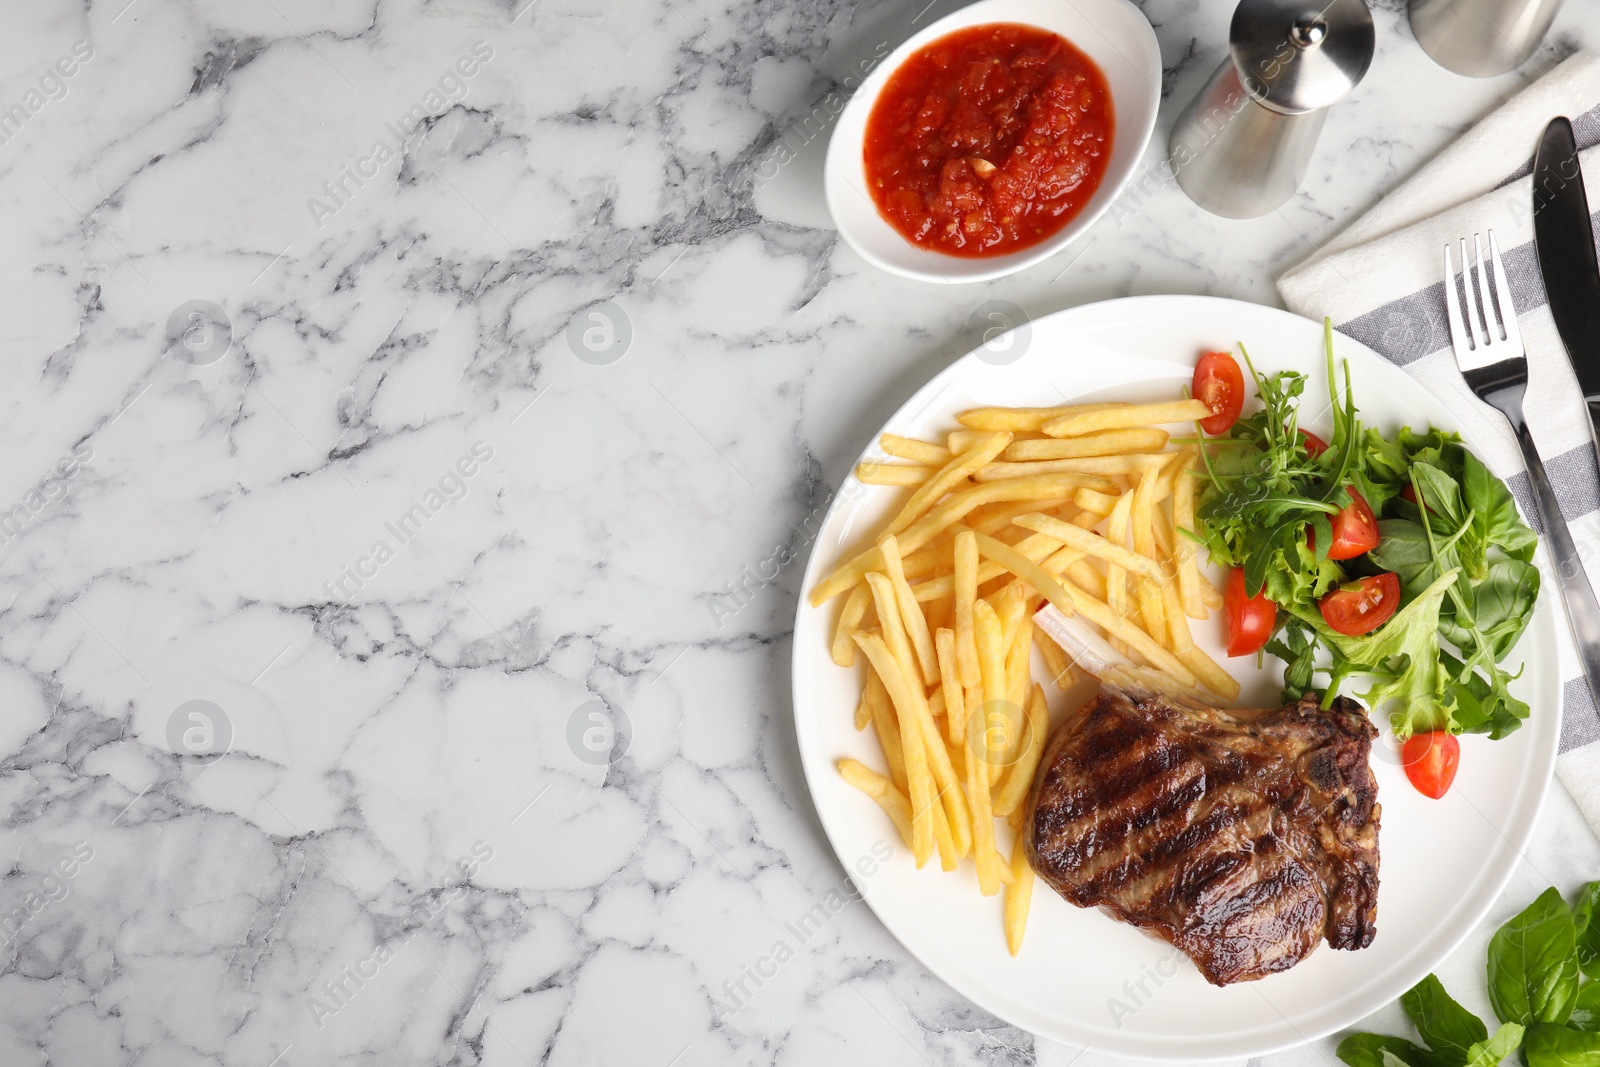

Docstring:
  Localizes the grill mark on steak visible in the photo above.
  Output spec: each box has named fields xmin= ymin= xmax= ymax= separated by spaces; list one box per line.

xmin=1024 ymin=687 xmax=1380 ymax=986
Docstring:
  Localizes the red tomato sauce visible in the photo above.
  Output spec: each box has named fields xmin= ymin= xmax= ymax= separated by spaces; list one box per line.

xmin=863 ymin=23 xmax=1114 ymax=258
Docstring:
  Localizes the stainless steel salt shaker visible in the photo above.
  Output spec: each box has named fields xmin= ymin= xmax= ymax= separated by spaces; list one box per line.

xmin=1410 ymin=0 xmax=1566 ymax=78
xmin=1169 ymin=0 xmax=1375 ymax=220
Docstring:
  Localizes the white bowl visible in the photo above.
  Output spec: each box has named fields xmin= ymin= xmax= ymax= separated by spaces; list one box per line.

xmin=823 ymin=0 xmax=1162 ymax=284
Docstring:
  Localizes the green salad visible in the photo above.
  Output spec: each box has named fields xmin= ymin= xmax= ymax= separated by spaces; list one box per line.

xmin=1186 ymin=323 xmax=1540 ymax=797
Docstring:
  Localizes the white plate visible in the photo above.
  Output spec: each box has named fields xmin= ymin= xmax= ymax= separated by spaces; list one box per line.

xmin=791 ymin=295 xmax=1560 ymax=1061
xmin=823 ymin=0 xmax=1161 ymax=284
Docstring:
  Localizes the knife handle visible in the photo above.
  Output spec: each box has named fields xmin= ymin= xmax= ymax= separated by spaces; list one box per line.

xmin=1512 ymin=413 xmax=1600 ymax=714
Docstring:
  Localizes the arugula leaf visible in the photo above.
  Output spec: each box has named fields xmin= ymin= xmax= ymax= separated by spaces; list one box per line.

xmin=1443 ymin=651 xmax=1530 ymax=739
xmin=1465 ymin=1022 xmax=1525 ymax=1067
xmin=1526 ymin=1022 xmax=1600 ymax=1065
xmin=1336 ymin=1033 xmax=1445 ymax=1067
xmin=1402 ymin=974 xmax=1489 ymax=1061
xmin=1487 ymin=887 xmax=1580 ymax=1028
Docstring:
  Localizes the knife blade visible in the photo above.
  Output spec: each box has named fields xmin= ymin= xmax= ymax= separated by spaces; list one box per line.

xmin=1533 ymin=116 xmax=1600 ymax=405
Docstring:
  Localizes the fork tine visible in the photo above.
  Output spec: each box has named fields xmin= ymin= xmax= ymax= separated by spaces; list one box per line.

xmin=1459 ymin=238 xmax=1487 ymax=348
xmin=1443 ymin=242 xmax=1471 ymax=363
xmin=1488 ymin=229 xmax=1522 ymax=351
xmin=1473 ymin=233 xmax=1500 ymax=341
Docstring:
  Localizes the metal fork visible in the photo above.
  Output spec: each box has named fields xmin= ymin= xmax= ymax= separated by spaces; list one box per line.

xmin=1446 ymin=230 xmax=1600 ymax=707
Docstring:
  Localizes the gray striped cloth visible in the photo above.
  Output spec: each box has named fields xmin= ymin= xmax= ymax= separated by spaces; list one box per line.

xmin=1279 ymin=50 xmax=1600 ymax=830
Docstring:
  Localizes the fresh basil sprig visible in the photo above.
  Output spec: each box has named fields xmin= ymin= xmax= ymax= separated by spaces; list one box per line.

xmin=1338 ymin=884 xmax=1600 ymax=1067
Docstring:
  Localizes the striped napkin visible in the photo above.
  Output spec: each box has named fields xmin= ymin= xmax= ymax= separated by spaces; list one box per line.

xmin=1278 ymin=51 xmax=1600 ymax=833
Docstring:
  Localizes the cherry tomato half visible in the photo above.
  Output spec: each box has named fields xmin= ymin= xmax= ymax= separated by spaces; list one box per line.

xmin=1327 ymin=487 xmax=1380 ymax=560
xmin=1224 ymin=567 xmax=1276 ymax=657
xmin=1318 ymin=572 xmax=1401 ymax=636
xmin=1402 ymin=731 xmax=1460 ymax=799
xmin=1300 ymin=430 xmax=1329 ymax=458
xmin=1194 ymin=351 xmax=1245 ymax=436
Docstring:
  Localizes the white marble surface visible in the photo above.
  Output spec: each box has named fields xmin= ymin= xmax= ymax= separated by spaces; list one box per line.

xmin=0 ymin=1 xmax=1598 ymax=1065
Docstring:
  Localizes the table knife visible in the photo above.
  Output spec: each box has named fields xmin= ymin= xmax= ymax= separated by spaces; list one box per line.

xmin=1533 ymin=116 xmax=1600 ymax=442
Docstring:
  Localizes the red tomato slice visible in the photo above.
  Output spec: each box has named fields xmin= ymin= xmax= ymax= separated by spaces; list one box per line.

xmin=1300 ymin=430 xmax=1329 ymax=457
xmin=1224 ymin=567 xmax=1276 ymax=656
xmin=1401 ymin=731 xmax=1460 ymax=799
xmin=1318 ymin=572 xmax=1401 ymax=636
xmin=1327 ymin=487 xmax=1379 ymax=560
xmin=1194 ymin=351 xmax=1245 ymax=436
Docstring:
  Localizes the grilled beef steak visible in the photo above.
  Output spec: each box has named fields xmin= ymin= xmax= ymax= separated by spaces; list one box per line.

xmin=1024 ymin=688 xmax=1380 ymax=985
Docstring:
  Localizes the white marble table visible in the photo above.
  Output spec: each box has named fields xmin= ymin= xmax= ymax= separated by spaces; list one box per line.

xmin=1 ymin=1 xmax=1598 ymax=1065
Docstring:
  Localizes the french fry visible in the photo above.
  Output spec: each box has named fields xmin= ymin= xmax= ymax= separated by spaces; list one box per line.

xmin=838 ymin=759 xmax=914 ymax=848
xmin=1033 ymin=625 xmax=1075 ymax=688
xmin=954 ymin=530 xmax=981 ymax=688
xmin=884 ymin=432 xmax=1012 ymax=537
xmin=1160 ymin=578 xmax=1241 ymax=699
xmin=880 ymin=535 xmax=939 ymax=686
xmin=862 ymin=575 xmax=971 ymax=852
xmin=1011 ymin=512 xmax=1170 ymax=583
xmin=1007 ymin=559 xmax=1199 ymax=685
xmin=867 ymin=675 xmax=906 ymax=794
xmin=969 ymin=531 xmax=1112 ymax=647
xmin=880 ymin=433 xmax=950 ymax=465
xmin=854 ymin=667 xmax=878 ymax=730
xmin=1131 ymin=459 xmax=1169 ymax=641
xmin=911 ymin=532 xmax=1057 ymax=601
xmin=957 ymin=402 xmax=1126 ymax=432
xmin=1172 ymin=448 xmax=1207 ymax=619
xmin=1004 ymin=828 xmax=1036 ymax=957
xmin=972 ymin=496 xmax=1083 ymax=536
xmin=970 ymin=599 xmax=1005 ymax=896
xmin=932 ymin=787 xmax=959 ymax=871
xmin=856 ymin=462 xmax=932 ymax=486
xmin=1104 ymin=491 xmax=1134 ymax=654
xmin=996 ymin=684 xmax=1049 ymax=819
xmin=994 ymin=612 xmax=1033 ymax=779
xmin=831 ymin=585 xmax=870 ymax=667
xmin=935 ymin=628 xmax=965 ymax=743
xmin=809 ymin=474 xmax=1094 ymax=605
xmin=1074 ymin=486 xmax=1121 ymax=516
xmin=974 ymin=457 xmax=1138 ymax=482
xmin=851 ymin=629 xmax=935 ymax=867
xmin=1067 ymin=558 xmax=1108 ymax=602
xmin=1041 ymin=399 xmax=1211 ymax=437
xmin=991 ymin=581 xmax=1029 ymax=653
xmin=1001 ymin=428 xmax=1170 ymax=461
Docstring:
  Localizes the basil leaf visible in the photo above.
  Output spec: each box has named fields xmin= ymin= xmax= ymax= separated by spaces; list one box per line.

xmin=1469 ymin=454 xmax=1540 ymax=564
xmin=1403 ymin=973 xmax=1489 ymax=1060
xmin=1526 ymin=1022 xmax=1600 ymax=1066
xmin=1465 ymin=1022 xmax=1525 ymax=1067
xmin=1488 ymin=887 xmax=1581 ymax=1028
xmin=1412 ymin=461 xmax=1466 ymax=526
xmin=1336 ymin=1032 xmax=1442 ymax=1067
xmin=1370 ymin=519 xmax=1440 ymax=596
xmin=1570 ymin=984 xmax=1600 ymax=1032
xmin=1575 ymin=883 xmax=1600 ymax=981
xmin=1470 ymin=559 xmax=1541 ymax=662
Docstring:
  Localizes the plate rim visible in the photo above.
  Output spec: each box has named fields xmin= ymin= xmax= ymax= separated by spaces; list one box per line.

xmin=789 ymin=293 xmax=1561 ymax=1060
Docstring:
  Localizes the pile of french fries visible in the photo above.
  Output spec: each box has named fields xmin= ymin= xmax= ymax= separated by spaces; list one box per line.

xmin=811 ymin=397 xmax=1242 ymax=956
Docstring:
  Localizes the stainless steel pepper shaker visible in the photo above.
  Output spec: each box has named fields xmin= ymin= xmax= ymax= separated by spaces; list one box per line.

xmin=1409 ymin=0 xmax=1566 ymax=78
xmin=1169 ymin=0 xmax=1375 ymax=219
